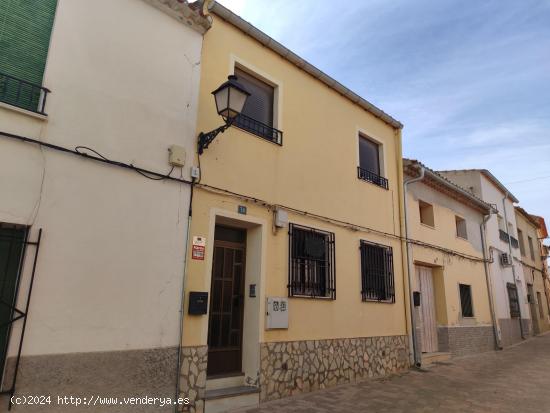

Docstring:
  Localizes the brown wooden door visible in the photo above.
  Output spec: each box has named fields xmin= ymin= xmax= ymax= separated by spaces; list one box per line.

xmin=207 ymin=227 xmax=246 ymax=377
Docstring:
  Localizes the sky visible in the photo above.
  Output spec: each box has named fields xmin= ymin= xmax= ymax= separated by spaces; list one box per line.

xmin=216 ymin=0 xmax=550 ymax=233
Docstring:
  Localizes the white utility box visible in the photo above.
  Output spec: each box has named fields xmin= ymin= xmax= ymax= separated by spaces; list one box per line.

xmin=168 ymin=145 xmax=186 ymax=167
xmin=266 ymin=297 xmax=289 ymax=329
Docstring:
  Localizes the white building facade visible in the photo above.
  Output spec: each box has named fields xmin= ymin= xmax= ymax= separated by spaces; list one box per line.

xmin=0 ymin=0 xmax=210 ymax=410
xmin=439 ymin=170 xmax=531 ymax=347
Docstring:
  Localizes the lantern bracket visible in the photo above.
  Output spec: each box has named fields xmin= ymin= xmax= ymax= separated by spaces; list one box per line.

xmin=197 ymin=118 xmax=234 ymax=155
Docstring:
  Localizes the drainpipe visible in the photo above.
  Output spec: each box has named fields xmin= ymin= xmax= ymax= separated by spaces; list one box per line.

xmin=403 ymin=166 xmax=424 ymax=367
xmin=480 ymin=213 xmax=502 ymax=349
xmin=174 ymin=182 xmax=194 ymax=411
xmin=502 ymin=193 xmax=525 ymax=339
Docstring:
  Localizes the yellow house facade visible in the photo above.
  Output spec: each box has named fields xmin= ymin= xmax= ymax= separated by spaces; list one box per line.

xmin=514 ymin=207 xmax=550 ymax=334
xmin=179 ymin=3 xmax=410 ymax=411
xmin=403 ymin=160 xmax=496 ymax=359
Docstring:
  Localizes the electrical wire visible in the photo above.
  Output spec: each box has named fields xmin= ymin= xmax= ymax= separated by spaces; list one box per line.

xmin=1 ymin=129 xmax=488 ymax=263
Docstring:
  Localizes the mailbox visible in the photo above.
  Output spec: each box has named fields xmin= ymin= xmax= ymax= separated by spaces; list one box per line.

xmin=188 ymin=291 xmax=209 ymax=315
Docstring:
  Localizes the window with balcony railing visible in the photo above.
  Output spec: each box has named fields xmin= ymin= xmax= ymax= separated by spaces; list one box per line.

xmin=358 ymin=135 xmax=388 ymax=189
xmin=0 ymin=0 xmax=56 ymax=115
xmin=233 ymin=67 xmax=283 ymax=145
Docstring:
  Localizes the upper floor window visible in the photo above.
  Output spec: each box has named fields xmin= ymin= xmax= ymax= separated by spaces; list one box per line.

xmin=459 ymin=284 xmax=474 ymax=317
xmin=528 ymin=236 xmax=535 ymax=260
xmin=357 ymin=135 xmax=387 ymax=189
xmin=288 ymin=223 xmax=336 ymax=299
xmin=518 ymin=229 xmax=526 ymax=256
xmin=0 ymin=0 xmax=56 ymax=114
xmin=233 ymin=67 xmax=282 ymax=145
xmin=419 ymin=200 xmax=435 ymax=227
xmin=507 ymin=283 xmax=520 ymax=318
xmin=455 ymin=216 xmax=468 ymax=239
xmin=360 ymin=241 xmax=395 ymax=303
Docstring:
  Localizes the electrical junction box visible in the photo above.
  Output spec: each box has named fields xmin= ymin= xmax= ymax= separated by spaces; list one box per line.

xmin=191 ymin=166 xmax=200 ymax=179
xmin=168 ymin=145 xmax=186 ymax=167
xmin=266 ymin=297 xmax=289 ymax=329
xmin=274 ymin=208 xmax=288 ymax=228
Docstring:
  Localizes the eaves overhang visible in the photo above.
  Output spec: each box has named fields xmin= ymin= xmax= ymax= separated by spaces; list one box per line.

xmin=207 ymin=1 xmax=403 ymax=130
xmin=404 ymin=159 xmax=494 ymax=215
xmin=142 ymin=0 xmax=213 ymax=34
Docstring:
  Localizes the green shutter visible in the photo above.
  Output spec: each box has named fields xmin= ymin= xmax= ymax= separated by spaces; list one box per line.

xmin=0 ymin=0 xmax=58 ymax=84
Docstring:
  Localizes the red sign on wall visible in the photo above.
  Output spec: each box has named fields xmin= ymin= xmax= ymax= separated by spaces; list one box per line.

xmin=192 ymin=236 xmax=206 ymax=260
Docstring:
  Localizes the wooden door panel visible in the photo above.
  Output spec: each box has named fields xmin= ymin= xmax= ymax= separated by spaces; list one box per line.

xmin=207 ymin=235 xmax=246 ymax=377
xmin=416 ymin=266 xmax=438 ymax=353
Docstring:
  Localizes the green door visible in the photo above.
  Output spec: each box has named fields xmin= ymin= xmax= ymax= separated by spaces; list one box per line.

xmin=0 ymin=227 xmax=27 ymax=372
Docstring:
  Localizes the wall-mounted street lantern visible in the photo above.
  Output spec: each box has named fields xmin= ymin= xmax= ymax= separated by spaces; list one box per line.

xmin=197 ymin=75 xmax=250 ymax=154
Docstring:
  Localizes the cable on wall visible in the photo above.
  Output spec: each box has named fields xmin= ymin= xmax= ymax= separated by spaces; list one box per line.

xmin=1 ymin=130 xmax=488 ymax=264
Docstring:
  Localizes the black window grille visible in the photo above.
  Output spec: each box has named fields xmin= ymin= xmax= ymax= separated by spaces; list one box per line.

xmin=459 ymin=284 xmax=473 ymax=317
xmin=0 ymin=72 xmax=50 ymax=115
xmin=510 ymin=237 xmax=519 ymax=249
xmin=360 ymin=241 xmax=395 ymax=303
xmin=233 ymin=113 xmax=283 ymax=145
xmin=507 ymin=283 xmax=520 ymax=318
xmin=288 ymin=224 xmax=335 ymax=299
xmin=357 ymin=167 xmax=389 ymax=189
xmin=499 ymin=229 xmax=509 ymax=243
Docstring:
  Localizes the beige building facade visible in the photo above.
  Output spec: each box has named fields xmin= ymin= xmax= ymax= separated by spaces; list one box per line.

xmin=515 ymin=208 xmax=550 ymax=335
xmin=178 ymin=3 xmax=410 ymax=412
xmin=403 ymin=160 xmax=496 ymax=359
xmin=439 ymin=169 xmax=532 ymax=347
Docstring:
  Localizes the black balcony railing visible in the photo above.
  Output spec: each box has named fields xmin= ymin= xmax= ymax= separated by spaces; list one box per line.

xmin=510 ymin=237 xmax=519 ymax=249
xmin=233 ymin=113 xmax=283 ymax=145
xmin=357 ymin=167 xmax=389 ymax=189
xmin=0 ymin=72 xmax=50 ymax=115
xmin=499 ymin=229 xmax=509 ymax=243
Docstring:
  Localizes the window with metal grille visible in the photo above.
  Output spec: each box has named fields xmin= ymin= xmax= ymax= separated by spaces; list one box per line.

xmin=360 ymin=241 xmax=395 ymax=303
xmin=288 ymin=224 xmax=335 ymax=299
xmin=459 ymin=284 xmax=473 ymax=317
xmin=233 ymin=67 xmax=282 ymax=144
xmin=507 ymin=283 xmax=520 ymax=318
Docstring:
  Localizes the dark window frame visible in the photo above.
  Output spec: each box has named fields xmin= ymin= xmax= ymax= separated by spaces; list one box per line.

xmin=507 ymin=283 xmax=520 ymax=318
xmin=360 ymin=240 xmax=395 ymax=303
xmin=357 ymin=135 xmax=388 ymax=189
xmin=459 ymin=283 xmax=474 ymax=318
xmin=233 ymin=67 xmax=283 ymax=145
xmin=288 ymin=223 xmax=336 ymax=300
xmin=455 ymin=216 xmax=468 ymax=239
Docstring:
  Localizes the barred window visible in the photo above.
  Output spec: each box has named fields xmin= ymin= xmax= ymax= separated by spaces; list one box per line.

xmin=459 ymin=284 xmax=473 ymax=317
xmin=507 ymin=283 xmax=520 ymax=318
xmin=288 ymin=224 xmax=335 ymax=299
xmin=360 ymin=241 xmax=395 ymax=303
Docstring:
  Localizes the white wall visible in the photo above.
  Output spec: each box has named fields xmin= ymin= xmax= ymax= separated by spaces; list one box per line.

xmin=0 ymin=0 xmax=203 ymax=356
xmin=479 ymin=176 xmax=529 ymax=321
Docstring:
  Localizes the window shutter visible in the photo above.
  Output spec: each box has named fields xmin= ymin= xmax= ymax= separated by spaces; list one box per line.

xmin=234 ymin=67 xmax=274 ymax=126
xmin=358 ymin=136 xmax=380 ymax=175
xmin=0 ymin=0 xmax=58 ymax=85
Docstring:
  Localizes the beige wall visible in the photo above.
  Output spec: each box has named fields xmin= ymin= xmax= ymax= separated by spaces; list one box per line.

xmin=515 ymin=210 xmax=550 ymax=333
xmin=406 ymin=181 xmax=492 ymax=327
xmin=183 ymin=15 xmax=408 ymax=352
xmin=0 ymin=0 xmax=203 ymax=357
